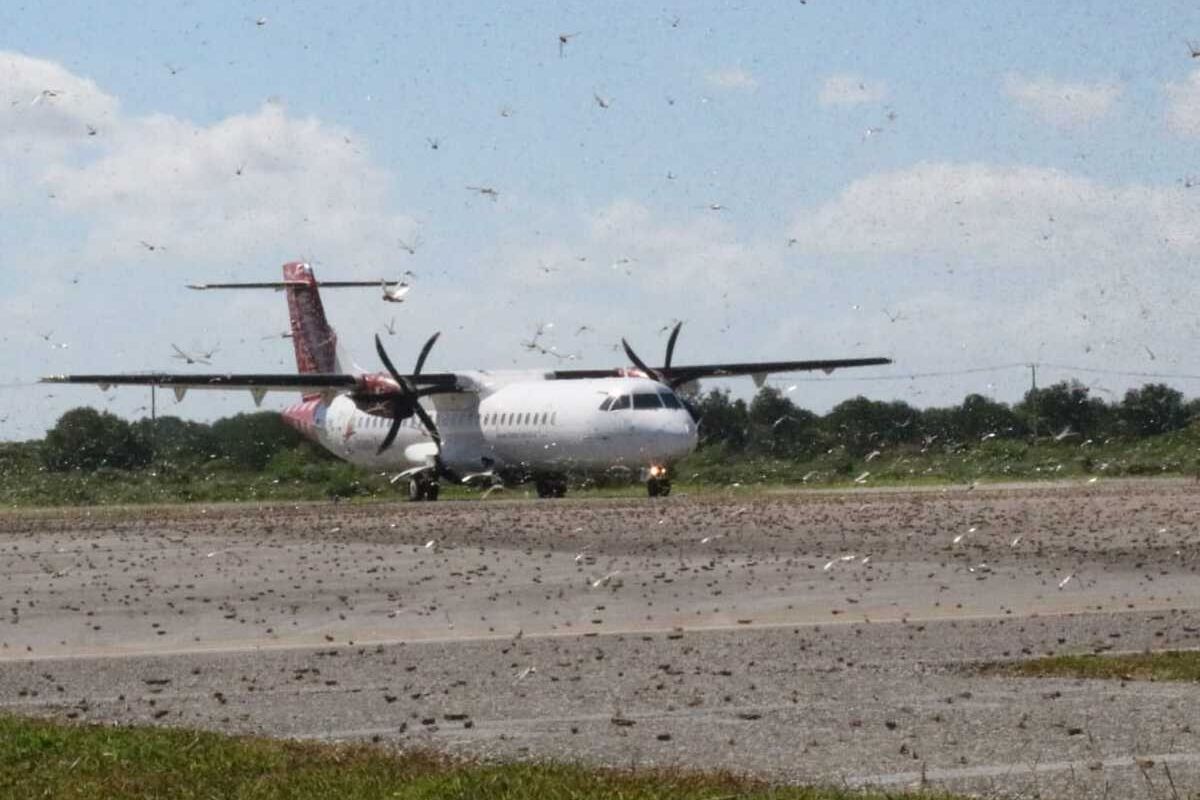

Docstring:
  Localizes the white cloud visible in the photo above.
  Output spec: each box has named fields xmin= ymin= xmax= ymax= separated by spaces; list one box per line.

xmin=786 ymin=161 xmax=1199 ymax=266
xmin=0 ymin=51 xmax=120 ymax=154
xmin=43 ymin=103 xmax=417 ymax=268
xmin=705 ymin=67 xmax=757 ymax=91
xmin=0 ymin=50 xmax=417 ymax=273
xmin=818 ymin=74 xmax=886 ymax=107
xmin=1003 ymin=74 xmax=1121 ymax=128
xmin=1165 ymin=69 xmax=1200 ymax=137
xmin=781 ymin=161 xmax=1200 ymax=396
xmin=500 ymin=198 xmax=784 ymax=298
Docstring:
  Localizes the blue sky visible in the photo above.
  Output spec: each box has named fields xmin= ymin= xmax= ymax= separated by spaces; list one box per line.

xmin=4 ymin=1 xmax=1200 ymax=438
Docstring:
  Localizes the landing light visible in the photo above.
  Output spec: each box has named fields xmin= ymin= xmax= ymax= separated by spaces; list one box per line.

xmin=648 ymin=464 xmax=665 ymax=478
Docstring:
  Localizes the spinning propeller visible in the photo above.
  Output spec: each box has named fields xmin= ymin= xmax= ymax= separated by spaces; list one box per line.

xmin=621 ymin=321 xmax=701 ymax=419
xmin=365 ymin=333 xmax=443 ymax=454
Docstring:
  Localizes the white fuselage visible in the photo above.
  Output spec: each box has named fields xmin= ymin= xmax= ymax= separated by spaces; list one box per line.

xmin=285 ymin=376 xmax=697 ymax=478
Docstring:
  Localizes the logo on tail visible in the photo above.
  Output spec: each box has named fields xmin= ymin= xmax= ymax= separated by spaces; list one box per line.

xmin=283 ymin=262 xmax=340 ymax=374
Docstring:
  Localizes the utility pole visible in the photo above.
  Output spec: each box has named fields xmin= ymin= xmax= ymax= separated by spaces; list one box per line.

xmin=1028 ymin=363 xmax=1039 ymax=439
xmin=149 ymin=385 xmax=157 ymax=460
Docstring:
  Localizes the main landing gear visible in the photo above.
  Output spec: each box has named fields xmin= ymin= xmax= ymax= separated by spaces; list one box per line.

xmin=408 ymin=473 xmax=440 ymax=502
xmin=535 ymin=476 xmax=568 ymax=499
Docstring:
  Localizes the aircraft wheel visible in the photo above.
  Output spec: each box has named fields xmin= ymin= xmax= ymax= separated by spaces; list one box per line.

xmin=657 ymin=480 xmax=671 ymax=497
xmin=647 ymin=478 xmax=662 ymax=498
xmin=409 ymin=475 xmax=438 ymax=502
xmin=553 ymin=480 xmax=567 ymax=498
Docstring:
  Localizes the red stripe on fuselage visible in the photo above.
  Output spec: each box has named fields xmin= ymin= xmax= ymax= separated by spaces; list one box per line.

xmin=281 ymin=398 xmax=324 ymax=441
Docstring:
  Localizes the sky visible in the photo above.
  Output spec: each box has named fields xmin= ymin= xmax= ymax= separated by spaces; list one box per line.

xmin=3 ymin=1 xmax=1200 ymax=439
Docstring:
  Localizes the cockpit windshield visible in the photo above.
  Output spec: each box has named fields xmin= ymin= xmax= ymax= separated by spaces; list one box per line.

xmin=599 ymin=391 xmax=683 ymax=411
xmin=632 ymin=393 xmax=662 ymax=409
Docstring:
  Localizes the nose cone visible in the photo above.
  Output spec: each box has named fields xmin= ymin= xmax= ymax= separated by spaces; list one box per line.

xmin=636 ymin=412 xmax=697 ymax=461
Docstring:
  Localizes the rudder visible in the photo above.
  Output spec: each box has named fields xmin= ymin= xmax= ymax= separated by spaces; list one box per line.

xmin=283 ymin=262 xmax=341 ymax=374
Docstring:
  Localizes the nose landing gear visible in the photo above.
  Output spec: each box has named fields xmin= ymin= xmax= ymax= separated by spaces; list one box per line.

xmin=646 ymin=465 xmax=671 ymax=498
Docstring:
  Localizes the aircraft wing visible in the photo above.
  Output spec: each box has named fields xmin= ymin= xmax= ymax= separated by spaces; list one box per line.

xmin=550 ymin=357 xmax=892 ymax=384
xmin=41 ymin=372 xmax=464 ymax=404
xmin=659 ymin=357 xmax=892 ymax=384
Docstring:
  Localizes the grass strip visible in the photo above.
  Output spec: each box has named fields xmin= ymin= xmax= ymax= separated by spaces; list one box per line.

xmin=0 ymin=714 xmax=965 ymax=800
xmin=981 ymin=650 xmax=1200 ymax=682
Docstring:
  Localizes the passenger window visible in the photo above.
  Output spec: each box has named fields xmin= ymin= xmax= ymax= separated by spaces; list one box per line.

xmin=611 ymin=394 xmax=631 ymax=410
xmin=633 ymin=393 xmax=662 ymax=410
xmin=659 ymin=391 xmax=681 ymax=409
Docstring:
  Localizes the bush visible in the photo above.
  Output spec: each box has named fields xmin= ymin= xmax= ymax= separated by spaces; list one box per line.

xmin=41 ymin=408 xmax=152 ymax=472
xmin=210 ymin=412 xmax=307 ymax=470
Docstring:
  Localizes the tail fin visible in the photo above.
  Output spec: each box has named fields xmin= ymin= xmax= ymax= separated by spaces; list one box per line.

xmin=283 ymin=262 xmax=342 ymax=374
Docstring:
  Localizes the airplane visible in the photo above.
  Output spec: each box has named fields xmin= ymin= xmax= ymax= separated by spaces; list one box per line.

xmin=43 ymin=262 xmax=892 ymax=501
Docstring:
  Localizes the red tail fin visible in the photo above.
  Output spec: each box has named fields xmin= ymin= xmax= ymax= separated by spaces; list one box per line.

xmin=283 ymin=262 xmax=340 ymax=374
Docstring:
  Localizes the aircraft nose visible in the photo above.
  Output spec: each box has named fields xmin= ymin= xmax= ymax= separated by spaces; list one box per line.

xmin=639 ymin=414 xmax=697 ymax=459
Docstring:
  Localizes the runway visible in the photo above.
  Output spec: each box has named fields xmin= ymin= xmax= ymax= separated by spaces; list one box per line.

xmin=2 ymin=480 xmax=1199 ymax=797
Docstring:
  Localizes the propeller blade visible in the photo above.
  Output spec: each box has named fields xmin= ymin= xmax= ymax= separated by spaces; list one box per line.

xmin=664 ymin=322 xmax=681 ymax=370
xmin=621 ymin=339 xmax=662 ymax=383
xmin=378 ymin=413 xmax=402 ymax=454
xmin=412 ymin=402 xmax=442 ymax=448
xmin=413 ymin=332 xmax=441 ymax=375
xmin=374 ymin=334 xmax=404 ymax=385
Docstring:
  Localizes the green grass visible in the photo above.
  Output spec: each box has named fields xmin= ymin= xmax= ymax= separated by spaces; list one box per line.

xmin=0 ymin=715 xmax=965 ymax=800
xmin=3 ymin=424 xmax=1199 ymax=508
xmin=677 ymin=425 xmax=1200 ymax=488
xmin=981 ymin=650 xmax=1200 ymax=682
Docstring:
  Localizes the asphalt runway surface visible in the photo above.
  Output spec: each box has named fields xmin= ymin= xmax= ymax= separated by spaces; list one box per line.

xmin=3 ymin=480 xmax=1200 ymax=798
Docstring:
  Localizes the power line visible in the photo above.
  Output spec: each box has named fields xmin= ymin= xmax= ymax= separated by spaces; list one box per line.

xmin=772 ymin=361 xmax=1200 ymax=384
xmin=1036 ymin=363 xmax=1200 ymax=381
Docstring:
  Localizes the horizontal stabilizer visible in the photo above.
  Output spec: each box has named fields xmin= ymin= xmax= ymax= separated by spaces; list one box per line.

xmin=188 ymin=280 xmax=405 ymax=290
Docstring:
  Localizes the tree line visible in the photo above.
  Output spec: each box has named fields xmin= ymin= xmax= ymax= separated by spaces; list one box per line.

xmin=38 ymin=410 xmax=313 ymax=472
xmin=24 ymin=379 xmax=1200 ymax=473
xmin=694 ymin=380 xmax=1199 ymax=458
